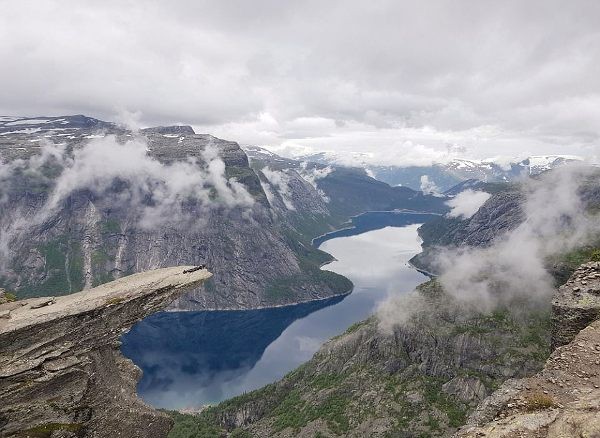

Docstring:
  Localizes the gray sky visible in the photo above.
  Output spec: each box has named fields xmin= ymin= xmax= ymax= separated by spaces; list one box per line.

xmin=1 ymin=0 xmax=599 ymax=164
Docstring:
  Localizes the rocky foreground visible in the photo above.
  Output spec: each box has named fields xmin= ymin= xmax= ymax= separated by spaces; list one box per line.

xmin=457 ymin=263 xmax=600 ymax=437
xmin=0 ymin=266 xmax=211 ymax=437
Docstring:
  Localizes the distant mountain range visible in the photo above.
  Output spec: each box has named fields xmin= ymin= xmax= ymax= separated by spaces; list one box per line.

xmin=290 ymin=150 xmax=583 ymax=192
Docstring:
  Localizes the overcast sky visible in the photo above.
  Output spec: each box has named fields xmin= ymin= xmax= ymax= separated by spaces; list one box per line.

xmin=1 ymin=0 xmax=599 ymax=164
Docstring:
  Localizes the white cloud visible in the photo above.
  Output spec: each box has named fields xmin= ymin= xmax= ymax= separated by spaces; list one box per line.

xmin=261 ymin=167 xmax=295 ymax=210
xmin=298 ymin=162 xmax=332 ymax=202
xmin=420 ymin=175 xmax=441 ymax=196
xmin=0 ymin=136 xmax=255 ymax=263
xmin=378 ymin=165 xmax=600 ymax=330
xmin=446 ymin=190 xmax=491 ymax=219
xmin=1 ymin=1 xmax=599 ymax=161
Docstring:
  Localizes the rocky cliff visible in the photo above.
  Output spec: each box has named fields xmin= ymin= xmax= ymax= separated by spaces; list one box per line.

xmin=551 ymin=261 xmax=600 ymax=349
xmin=171 ymin=262 xmax=600 ymax=438
xmin=457 ymin=262 xmax=600 ymax=437
xmin=0 ymin=116 xmax=352 ymax=310
xmin=0 ymin=266 xmax=211 ymax=437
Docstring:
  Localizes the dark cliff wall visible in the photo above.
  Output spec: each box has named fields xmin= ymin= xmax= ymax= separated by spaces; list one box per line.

xmin=0 ymin=118 xmax=353 ymax=310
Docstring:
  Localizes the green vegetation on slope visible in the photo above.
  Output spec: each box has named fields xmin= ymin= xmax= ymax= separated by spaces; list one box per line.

xmin=5 ymin=236 xmax=86 ymax=299
xmin=17 ymin=423 xmax=84 ymax=438
xmin=170 ymin=280 xmax=551 ymax=437
xmin=263 ymin=227 xmax=353 ymax=304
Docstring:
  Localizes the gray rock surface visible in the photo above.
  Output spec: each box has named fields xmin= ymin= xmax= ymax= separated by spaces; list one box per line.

xmin=552 ymin=261 xmax=600 ymax=349
xmin=0 ymin=266 xmax=211 ymax=437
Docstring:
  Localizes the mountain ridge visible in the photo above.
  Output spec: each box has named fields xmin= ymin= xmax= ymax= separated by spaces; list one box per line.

xmin=284 ymin=148 xmax=585 ymax=192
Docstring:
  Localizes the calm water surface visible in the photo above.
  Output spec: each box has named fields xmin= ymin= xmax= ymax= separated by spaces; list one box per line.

xmin=121 ymin=219 xmax=431 ymax=410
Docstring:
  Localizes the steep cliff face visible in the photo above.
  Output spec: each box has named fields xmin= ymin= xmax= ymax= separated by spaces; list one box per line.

xmin=551 ymin=261 xmax=600 ymax=349
xmin=458 ymin=262 xmax=600 ymax=437
xmin=0 ymin=116 xmax=448 ymax=311
xmin=0 ymin=116 xmax=354 ymax=310
xmin=0 ymin=266 xmax=211 ymax=438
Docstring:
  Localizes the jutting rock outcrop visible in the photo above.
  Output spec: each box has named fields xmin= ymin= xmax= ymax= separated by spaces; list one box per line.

xmin=0 ymin=266 xmax=211 ymax=438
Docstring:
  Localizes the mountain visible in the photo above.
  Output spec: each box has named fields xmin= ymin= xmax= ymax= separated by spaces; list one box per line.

xmin=410 ymin=170 xmax=600 ymax=280
xmin=3 ymin=128 xmax=600 ymax=437
xmin=0 ymin=116 xmax=446 ymax=310
xmin=294 ymin=150 xmax=584 ymax=192
xmin=245 ymin=145 xmax=449 ymax=219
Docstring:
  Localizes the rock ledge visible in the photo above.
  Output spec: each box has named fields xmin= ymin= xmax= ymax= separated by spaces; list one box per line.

xmin=0 ymin=266 xmax=211 ymax=437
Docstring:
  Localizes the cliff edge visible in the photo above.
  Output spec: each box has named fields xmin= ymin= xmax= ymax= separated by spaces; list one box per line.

xmin=0 ymin=266 xmax=211 ymax=438
xmin=457 ymin=262 xmax=600 ymax=437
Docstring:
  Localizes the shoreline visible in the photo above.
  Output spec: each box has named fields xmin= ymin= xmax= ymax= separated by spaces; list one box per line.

xmin=165 ymin=286 xmax=354 ymax=313
xmin=169 ymin=210 xmax=439 ymax=313
xmin=407 ymin=260 xmax=438 ymax=278
xmin=311 ymin=209 xmax=443 ymax=247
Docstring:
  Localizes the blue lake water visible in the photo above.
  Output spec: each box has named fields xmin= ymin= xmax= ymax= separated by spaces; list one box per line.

xmin=121 ymin=214 xmax=434 ymax=410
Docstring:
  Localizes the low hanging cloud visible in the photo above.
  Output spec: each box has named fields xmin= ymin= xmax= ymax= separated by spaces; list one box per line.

xmin=261 ymin=167 xmax=295 ymax=210
xmin=378 ymin=165 xmax=600 ymax=330
xmin=0 ymin=135 xmax=254 ymax=262
xmin=446 ymin=189 xmax=491 ymax=219
xmin=43 ymin=136 xmax=254 ymax=225
xmin=298 ymin=162 xmax=332 ymax=202
xmin=419 ymin=175 xmax=442 ymax=196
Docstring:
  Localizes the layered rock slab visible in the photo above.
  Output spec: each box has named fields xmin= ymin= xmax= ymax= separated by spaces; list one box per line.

xmin=0 ymin=266 xmax=211 ymax=437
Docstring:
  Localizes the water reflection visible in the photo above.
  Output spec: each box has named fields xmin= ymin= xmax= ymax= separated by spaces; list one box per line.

xmin=122 ymin=220 xmax=431 ymax=410
xmin=313 ymin=211 xmax=440 ymax=246
xmin=121 ymin=296 xmax=343 ymax=409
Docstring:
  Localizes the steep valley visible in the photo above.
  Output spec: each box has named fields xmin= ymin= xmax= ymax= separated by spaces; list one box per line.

xmin=1 ymin=116 xmax=599 ymax=438
xmin=0 ymin=116 xmax=447 ymax=311
xmin=168 ymin=169 xmax=600 ymax=437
